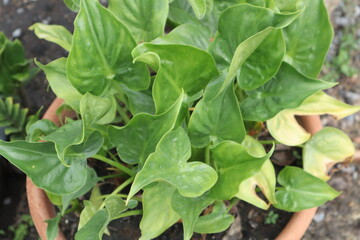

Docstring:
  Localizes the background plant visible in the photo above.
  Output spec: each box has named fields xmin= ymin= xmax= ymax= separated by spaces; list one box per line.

xmin=0 ymin=0 xmax=359 ymax=240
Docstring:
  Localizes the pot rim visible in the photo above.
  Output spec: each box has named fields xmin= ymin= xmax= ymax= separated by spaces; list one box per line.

xmin=27 ymin=98 xmax=323 ymax=240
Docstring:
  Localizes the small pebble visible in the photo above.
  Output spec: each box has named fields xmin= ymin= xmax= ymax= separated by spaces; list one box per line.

xmin=3 ymin=0 xmax=10 ymax=5
xmin=65 ymin=219 xmax=69 ymax=224
xmin=313 ymin=212 xmax=325 ymax=223
xmin=12 ymin=28 xmax=22 ymax=38
xmin=41 ymin=16 xmax=52 ymax=25
xmin=3 ymin=197 xmax=11 ymax=205
xmin=353 ymin=171 xmax=358 ymax=180
xmin=16 ymin=8 xmax=24 ymax=14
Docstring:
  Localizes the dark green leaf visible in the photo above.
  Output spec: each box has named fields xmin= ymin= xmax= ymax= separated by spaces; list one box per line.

xmin=274 ymin=166 xmax=340 ymax=212
xmin=194 ymin=201 xmax=234 ymax=234
xmin=188 ymin=73 xmax=245 ymax=147
xmin=127 ymin=128 xmax=218 ymax=201
xmin=241 ymin=63 xmax=336 ymax=121
xmin=132 ymin=43 xmax=219 ymax=113
xmin=171 ymin=191 xmax=214 ymax=240
xmin=283 ymin=0 xmax=333 ymax=78
xmin=0 ymin=141 xmax=89 ymax=195
xmin=108 ymin=93 xmax=183 ymax=165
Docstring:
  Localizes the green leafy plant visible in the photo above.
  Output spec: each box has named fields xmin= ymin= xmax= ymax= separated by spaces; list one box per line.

xmin=0 ymin=0 xmax=359 ymax=239
xmin=0 ymin=32 xmax=38 ymax=97
xmin=264 ymin=210 xmax=279 ymax=225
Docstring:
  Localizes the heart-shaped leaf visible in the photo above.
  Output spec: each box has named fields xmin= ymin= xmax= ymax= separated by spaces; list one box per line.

xmin=193 ymin=201 xmax=234 ymax=234
xmin=0 ymin=141 xmax=90 ymax=195
xmin=76 ymin=195 xmax=128 ymax=240
xmin=140 ymin=182 xmax=180 ymax=240
xmin=108 ymin=93 xmax=183 ymax=165
xmin=108 ymin=0 xmax=169 ymax=43
xmin=64 ymin=0 xmax=80 ymax=12
xmin=132 ymin=43 xmax=219 ymax=113
xmin=209 ymin=3 xmax=301 ymax=90
xmin=42 ymin=120 xmax=103 ymax=166
xmin=127 ymin=127 xmax=218 ymax=202
xmin=36 ymin=58 xmax=83 ymax=112
xmin=210 ymin=140 xmax=274 ymax=200
xmin=80 ymin=93 xmax=116 ymax=127
xmin=283 ymin=0 xmax=333 ymax=78
xmin=241 ymin=63 xmax=336 ymax=121
xmin=303 ymin=127 xmax=355 ymax=180
xmin=235 ymin=136 xmax=276 ymax=209
xmin=188 ymin=73 xmax=245 ymax=148
xmin=267 ymin=91 xmax=360 ymax=146
xmin=172 ymin=191 xmax=214 ymax=240
xmin=29 ymin=23 xmax=72 ymax=51
xmin=67 ymin=0 xmax=150 ymax=95
xmin=274 ymin=166 xmax=340 ymax=212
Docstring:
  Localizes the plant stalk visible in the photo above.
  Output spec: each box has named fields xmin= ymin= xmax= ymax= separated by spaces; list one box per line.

xmin=93 ymin=154 xmax=135 ymax=177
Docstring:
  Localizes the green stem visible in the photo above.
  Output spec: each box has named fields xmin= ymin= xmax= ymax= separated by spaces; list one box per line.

xmin=93 ymin=154 xmax=135 ymax=177
xmin=99 ymin=177 xmax=135 ymax=209
xmin=99 ymin=173 xmax=124 ymax=180
xmin=113 ymin=210 xmax=143 ymax=220
xmin=107 ymin=150 xmax=120 ymax=163
xmin=97 ymin=194 xmax=142 ymax=202
xmin=205 ymin=145 xmax=210 ymax=165
xmin=117 ymin=104 xmax=130 ymax=124
xmin=112 ymin=176 xmax=135 ymax=196
xmin=226 ymin=199 xmax=240 ymax=213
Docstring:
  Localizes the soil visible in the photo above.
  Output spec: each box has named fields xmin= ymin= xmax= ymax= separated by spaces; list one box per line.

xmin=0 ymin=0 xmax=359 ymax=240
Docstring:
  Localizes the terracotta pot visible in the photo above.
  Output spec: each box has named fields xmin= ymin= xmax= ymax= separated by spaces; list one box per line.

xmin=27 ymin=98 xmax=323 ymax=240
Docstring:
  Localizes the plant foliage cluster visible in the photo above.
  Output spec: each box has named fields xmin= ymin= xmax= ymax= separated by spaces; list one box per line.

xmin=0 ymin=33 xmax=39 ymax=140
xmin=0 ymin=0 xmax=359 ymax=239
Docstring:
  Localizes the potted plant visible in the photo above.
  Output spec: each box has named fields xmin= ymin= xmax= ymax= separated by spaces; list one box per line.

xmin=0 ymin=0 xmax=359 ymax=239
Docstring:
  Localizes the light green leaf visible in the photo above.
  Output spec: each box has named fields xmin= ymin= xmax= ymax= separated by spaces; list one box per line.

xmin=140 ymin=183 xmax=180 ymax=240
xmin=108 ymin=93 xmax=183 ymax=165
xmin=209 ymin=3 xmax=302 ymax=90
xmin=188 ymin=73 xmax=245 ymax=148
xmin=210 ymin=141 xmax=274 ymax=200
xmin=63 ymin=0 xmax=80 ymax=12
xmin=29 ymin=23 xmax=72 ymax=51
xmin=127 ymin=128 xmax=218 ymax=202
xmin=79 ymin=201 xmax=99 ymax=231
xmin=132 ymin=43 xmax=219 ymax=113
xmin=75 ymin=209 xmax=109 ymax=240
xmin=36 ymin=58 xmax=82 ymax=112
xmin=303 ymin=127 xmax=355 ymax=181
xmin=172 ymin=191 xmax=214 ymax=240
xmin=80 ymin=93 xmax=116 ymax=127
xmin=108 ymin=0 xmax=169 ymax=43
xmin=283 ymin=0 xmax=333 ymax=78
xmin=241 ymin=63 xmax=336 ymax=121
xmin=235 ymin=136 xmax=276 ymax=209
xmin=194 ymin=201 xmax=234 ymax=234
xmin=0 ymin=141 xmax=89 ymax=195
xmin=46 ymin=213 xmax=62 ymax=240
xmin=267 ymin=91 xmax=360 ymax=146
xmin=274 ymin=166 xmax=340 ymax=212
xmin=152 ymin=23 xmax=212 ymax=50
xmin=67 ymin=0 xmax=150 ymax=95
xmin=187 ymin=0 xmax=207 ymax=18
